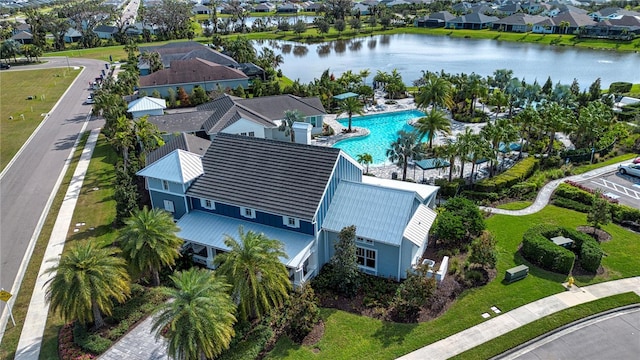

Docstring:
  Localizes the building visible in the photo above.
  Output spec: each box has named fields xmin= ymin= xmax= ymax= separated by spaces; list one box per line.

xmin=127 ymin=96 xmax=167 ymax=119
xmin=137 ymin=133 xmax=439 ymax=286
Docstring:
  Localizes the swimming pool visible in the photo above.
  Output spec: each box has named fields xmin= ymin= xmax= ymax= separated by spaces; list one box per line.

xmin=334 ymin=110 xmax=425 ymax=165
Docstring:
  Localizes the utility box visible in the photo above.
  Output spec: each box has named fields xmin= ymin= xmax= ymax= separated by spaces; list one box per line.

xmin=505 ymin=264 xmax=529 ymax=283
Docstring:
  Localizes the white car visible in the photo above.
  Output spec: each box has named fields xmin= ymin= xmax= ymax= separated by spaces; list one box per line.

xmin=85 ymin=94 xmax=95 ymax=104
xmin=618 ymin=163 xmax=640 ymax=177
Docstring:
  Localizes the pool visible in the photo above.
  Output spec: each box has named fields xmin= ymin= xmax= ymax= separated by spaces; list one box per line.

xmin=334 ymin=110 xmax=425 ymax=165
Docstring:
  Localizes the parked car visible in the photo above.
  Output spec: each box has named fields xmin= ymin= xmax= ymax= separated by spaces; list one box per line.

xmin=618 ymin=163 xmax=640 ymax=177
xmin=84 ymin=94 xmax=95 ymax=105
xmin=0 ymin=63 xmax=10 ymax=70
xmin=633 ymin=157 xmax=640 ymax=164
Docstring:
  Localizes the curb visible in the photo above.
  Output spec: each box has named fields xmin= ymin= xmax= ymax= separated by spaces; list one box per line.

xmin=491 ymin=304 xmax=640 ymax=359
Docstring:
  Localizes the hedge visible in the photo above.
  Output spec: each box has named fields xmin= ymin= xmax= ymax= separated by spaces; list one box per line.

xmin=580 ymin=240 xmax=603 ymax=272
xmin=474 ymin=157 xmax=539 ymax=193
xmin=521 ymin=226 xmax=575 ymax=274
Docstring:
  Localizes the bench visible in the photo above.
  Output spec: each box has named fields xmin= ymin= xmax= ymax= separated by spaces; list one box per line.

xmin=505 ymin=264 xmax=529 ymax=283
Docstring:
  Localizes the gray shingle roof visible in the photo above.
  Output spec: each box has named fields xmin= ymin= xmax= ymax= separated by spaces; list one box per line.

xmin=236 ymin=94 xmax=326 ymax=119
xmin=186 ymin=133 xmax=342 ymax=220
xmin=146 ymin=133 xmax=211 ymax=165
xmin=139 ymin=58 xmax=248 ymax=87
xmin=147 ymin=110 xmax=216 ymax=133
xmin=198 ymin=95 xmax=275 ymax=134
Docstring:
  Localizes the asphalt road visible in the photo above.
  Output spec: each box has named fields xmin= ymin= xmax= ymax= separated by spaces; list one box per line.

xmin=501 ymin=308 xmax=640 ymax=360
xmin=0 ymin=57 xmax=107 ymax=321
xmin=575 ymin=170 xmax=640 ymax=209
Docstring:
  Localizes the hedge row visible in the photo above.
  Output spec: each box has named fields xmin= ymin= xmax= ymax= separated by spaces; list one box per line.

xmin=521 ymin=226 xmax=575 ymax=274
xmin=475 ymin=157 xmax=539 ymax=193
xmin=563 ymin=180 xmax=619 ymax=204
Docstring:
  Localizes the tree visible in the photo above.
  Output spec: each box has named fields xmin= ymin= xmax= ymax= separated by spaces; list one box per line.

xmin=0 ymin=39 xmax=21 ymax=63
xmin=215 ymin=226 xmax=291 ymax=321
xmin=45 ymin=241 xmax=130 ymax=329
xmin=145 ymin=0 xmax=193 ymax=40
xmin=118 ymin=207 xmax=182 ymax=286
xmin=114 ymin=165 xmax=139 ymax=226
xmin=441 ymin=197 xmax=486 ymax=241
xmin=587 ymin=189 xmax=611 ymax=234
xmin=324 ymin=0 xmax=353 ymax=21
xmin=469 ymin=230 xmax=497 ymax=269
xmin=222 ymin=36 xmax=257 ymax=64
xmin=189 ymin=86 xmax=209 ymax=105
xmin=386 ymin=130 xmax=423 ymax=181
xmin=356 ymin=153 xmax=373 ymax=174
xmin=334 ymin=19 xmax=346 ymax=35
xmin=349 ymin=17 xmax=362 ymax=31
xmin=139 ymin=50 xmax=163 ymax=73
xmin=540 ymin=101 xmax=573 ymax=156
xmin=480 ymin=119 xmax=518 ymax=176
xmin=58 ymin=0 xmax=114 ymax=48
xmin=390 ymin=263 xmax=436 ymax=322
xmin=152 ymin=268 xmax=236 ymax=360
xmin=330 ymin=225 xmax=359 ymax=296
xmin=339 ymin=97 xmax=363 ymax=133
xmin=314 ymin=18 xmax=330 ymax=34
xmin=21 ymin=44 xmax=42 ymax=63
xmin=284 ymin=284 xmax=320 ymax=343
xmin=110 ymin=115 xmax=136 ymax=170
xmin=416 ymin=73 xmax=453 ymax=110
xmin=279 ymin=109 xmax=305 ymax=142
xmin=431 ymin=211 xmax=465 ymax=248
xmin=588 ymin=78 xmax=602 ymax=101
xmin=415 ymin=109 xmax=450 ymax=149
xmin=292 ymin=19 xmax=307 ymax=36
xmin=177 ymin=87 xmax=190 ymax=107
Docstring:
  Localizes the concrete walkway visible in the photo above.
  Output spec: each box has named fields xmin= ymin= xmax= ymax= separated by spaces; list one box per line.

xmin=398 ymin=276 xmax=640 ymax=360
xmin=14 ymin=129 xmax=101 ymax=360
xmin=481 ymin=160 xmax=627 ymax=216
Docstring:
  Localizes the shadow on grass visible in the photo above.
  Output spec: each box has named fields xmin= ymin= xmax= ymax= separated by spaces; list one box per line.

xmin=511 ymin=251 xmax=567 ymax=283
xmin=67 ymin=223 xmax=115 ymax=243
xmin=372 ymin=321 xmax=415 ymax=348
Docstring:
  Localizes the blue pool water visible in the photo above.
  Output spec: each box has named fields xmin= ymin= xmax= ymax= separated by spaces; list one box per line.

xmin=334 ymin=110 xmax=425 ymax=165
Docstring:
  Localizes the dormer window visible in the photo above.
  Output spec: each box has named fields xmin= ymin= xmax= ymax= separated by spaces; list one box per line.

xmin=284 ymin=216 xmax=299 ymax=228
xmin=200 ymin=199 xmax=215 ymax=210
xmin=241 ymin=207 xmax=255 ymax=219
xmin=356 ymin=237 xmax=374 ymax=245
xmin=162 ymin=180 xmax=169 ymax=191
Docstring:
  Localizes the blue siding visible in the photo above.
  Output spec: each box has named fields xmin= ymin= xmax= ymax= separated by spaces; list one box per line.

xmin=150 ymin=190 xmax=188 ymax=219
xmin=324 ymin=231 xmax=401 ymax=280
xmin=148 ymin=178 xmax=185 ymax=194
xmin=189 ymin=196 xmax=314 ymax=236
xmin=315 ymin=155 xmax=362 ymax=232
xmin=401 ymin=240 xmax=418 ymax=280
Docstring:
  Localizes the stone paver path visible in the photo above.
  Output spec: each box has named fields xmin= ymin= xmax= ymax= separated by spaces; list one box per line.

xmin=98 ymin=314 xmax=168 ymax=360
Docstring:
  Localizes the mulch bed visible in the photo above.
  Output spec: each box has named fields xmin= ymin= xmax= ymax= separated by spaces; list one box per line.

xmin=576 ymin=226 xmax=612 ymax=242
xmin=301 ymin=320 xmax=324 ymax=347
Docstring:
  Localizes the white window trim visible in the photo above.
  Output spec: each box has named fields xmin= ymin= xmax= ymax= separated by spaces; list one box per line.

xmin=163 ymin=200 xmax=175 ymax=213
xmin=356 ymin=236 xmax=374 ymax=245
xmin=284 ymin=216 xmax=300 ymax=228
xmin=162 ymin=180 xmax=170 ymax=191
xmin=200 ymin=198 xmax=215 ymax=210
xmin=241 ymin=206 xmax=256 ymax=219
xmin=356 ymin=246 xmax=377 ymax=273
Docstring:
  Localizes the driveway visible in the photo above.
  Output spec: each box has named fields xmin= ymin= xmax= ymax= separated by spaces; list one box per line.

xmin=0 ymin=57 xmax=107 ymax=335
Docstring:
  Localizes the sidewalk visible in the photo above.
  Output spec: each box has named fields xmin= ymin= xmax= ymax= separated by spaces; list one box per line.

xmin=398 ymin=276 xmax=640 ymax=360
xmin=97 ymin=314 xmax=167 ymax=360
xmin=14 ymin=129 xmax=101 ymax=360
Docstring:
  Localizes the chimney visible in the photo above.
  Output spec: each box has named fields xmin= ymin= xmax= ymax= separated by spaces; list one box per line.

xmin=292 ymin=122 xmax=312 ymax=145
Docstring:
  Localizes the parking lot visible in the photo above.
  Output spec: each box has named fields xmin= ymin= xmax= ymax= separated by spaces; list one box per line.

xmin=574 ymin=167 xmax=640 ymax=209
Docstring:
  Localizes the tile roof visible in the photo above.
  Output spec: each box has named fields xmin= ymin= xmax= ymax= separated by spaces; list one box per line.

xmin=494 ymin=13 xmax=548 ymax=26
xmin=139 ymin=58 xmax=248 ymax=87
xmin=147 ymin=110 xmax=215 ymax=133
xmin=136 ymin=149 xmax=204 ymax=183
xmin=146 ymin=133 xmax=211 ymax=165
xmin=321 ymin=181 xmax=418 ymax=246
xmin=235 ymin=94 xmax=326 ymax=119
xmin=186 ymin=133 xmax=342 ymax=220
xmin=127 ymin=96 xmax=167 ymax=112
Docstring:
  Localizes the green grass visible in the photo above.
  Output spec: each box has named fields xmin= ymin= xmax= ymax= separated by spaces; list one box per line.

xmin=0 ymin=68 xmax=80 ymax=171
xmin=267 ymin=205 xmax=640 ymax=359
xmin=38 ymin=134 xmax=119 ymax=360
xmin=496 ymin=201 xmax=533 ymax=210
xmin=572 ymin=153 xmax=636 ymax=175
xmin=0 ymin=132 xmax=89 ymax=360
xmin=453 ymin=292 xmax=640 ymax=360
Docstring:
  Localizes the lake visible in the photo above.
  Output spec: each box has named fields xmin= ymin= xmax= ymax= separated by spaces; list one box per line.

xmin=254 ymin=34 xmax=640 ymax=88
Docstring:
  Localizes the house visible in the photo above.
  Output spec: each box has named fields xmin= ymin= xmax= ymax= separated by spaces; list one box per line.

xmin=10 ymin=30 xmax=33 ymax=44
xmin=136 ymin=133 xmax=439 ymax=285
xmin=277 ymin=2 xmax=300 ymax=13
xmin=352 ymin=3 xmax=370 ymax=16
xmin=537 ymin=11 xmax=596 ymax=34
xmin=63 ymin=28 xmax=82 ymax=43
xmin=94 ymin=25 xmax=119 ymax=39
xmin=138 ymin=58 xmax=249 ymax=98
xmin=139 ymin=42 xmax=240 ymax=75
xmin=492 ymin=13 xmax=548 ymax=32
xmin=497 ymin=2 xmax=521 ymax=16
xmin=387 ymin=0 xmax=410 ymax=6
xmin=253 ymin=3 xmax=275 ymax=12
xmin=192 ymin=5 xmax=211 ymax=15
xmin=147 ymin=93 xmax=327 ymax=141
xmin=415 ymin=11 xmax=456 ymax=28
xmin=127 ymin=96 xmax=167 ymax=119
xmin=304 ymin=2 xmax=323 ymax=12
xmin=446 ymin=13 xmax=500 ymax=30
xmin=588 ymin=7 xmax=640 ymax=21
xmin=12 ymin=22 xmax=30 ymax=35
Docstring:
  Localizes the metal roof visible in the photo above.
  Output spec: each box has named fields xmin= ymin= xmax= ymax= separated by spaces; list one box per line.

xmin=127 ymin=96 xmax=167 ymax=113
xmin=321 ymin=181 xmax=417 ymax=246
xmin=177 ymin=211 xmax=315 ymax=268
xmin=360 ymin=176 xmax=439 ymax=204
xmin=403 ymin=205 xmax=437 ymax=246
xmin=186 ymin=133 xmax=342 ymax=220
xmin=136 ymin=149 xmax=203 ymax=183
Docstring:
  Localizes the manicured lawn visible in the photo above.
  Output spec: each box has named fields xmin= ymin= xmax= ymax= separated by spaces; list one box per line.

xmin=0 ymin=133 xmax=89 ymax=360
xmin=572 ymin=153 xmax=636 ymax=174
xmin=39 ymin=134 xmax=119 ymax=360
xmin=0 ymin=68 xmax=80 ymax=171
xmin=496 ymin=201 xmax=532 ymax=210
xmin=453 ymin=292 xmax=640 ymax=360
xmin=267 ymin=205 xmax=640 ymax=359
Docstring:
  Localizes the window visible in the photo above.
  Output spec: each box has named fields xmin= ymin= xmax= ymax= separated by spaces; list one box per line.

xmin=248 ymin=131 xmax=255 ymax=137
xmin=163 ymin=200 xmax=175 ymax=213
xmin=200 ymin=198 xmax=214 ymax=209
xmin=356 ymin=247 xmax=376 ymax=270
xmin=241 ymin=207 xmax=255 ymax=219
xmin=162 ymin=180 xmax=169 ymax=191
xmin=284 ymin=216 xmax=299 ymax=228
xmin=356 ymin=237 xmax=374 ymax=245
xmin=308 ymin=116 xmax=318 ymax=127
xmin=288 ymin=217 xmax=296 ymax=226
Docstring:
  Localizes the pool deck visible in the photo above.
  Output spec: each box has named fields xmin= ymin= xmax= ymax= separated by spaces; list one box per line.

xmin=314 ymin=96 xmax=494 ymax=183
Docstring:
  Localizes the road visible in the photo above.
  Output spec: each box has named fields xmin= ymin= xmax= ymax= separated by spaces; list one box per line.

xmin=0 ymin=57 xmax=107 ymax=335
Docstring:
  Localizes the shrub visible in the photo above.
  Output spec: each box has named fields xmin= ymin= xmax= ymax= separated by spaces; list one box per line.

xmin=609 ymin=82 xmax=633 ymax=94
xmin=389 ymin=264 xmax=436 ymax=322
xmin=475 ymin=157 xmax=539 ymax=193
xmin=580 ymin=240 xmax=603 ymax=272
xmin=73 ymin=323 xmax=112 ymax=355
xmin=469 ymin=230 xmax=497 ymax=269
xmin=218 ymin=321 xmax=273 ymax=360
xmin=521 ymin=225 xmax=575 ymax=274
xmin=460 ymin=190 xmax=500 ymax=202
xmin=59 ymin=324 xmax=96 ymax=360
xmin=552 ymin=196 xmax=592 ymax=213
xmin=284 ymin=284 xmax=320 ymax=343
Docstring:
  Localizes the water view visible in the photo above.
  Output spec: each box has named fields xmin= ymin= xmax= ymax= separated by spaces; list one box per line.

xmin=334 ymin=110 xmax=425 ymax=165
xmin=256 ymin=34 xmax=640 ymax=87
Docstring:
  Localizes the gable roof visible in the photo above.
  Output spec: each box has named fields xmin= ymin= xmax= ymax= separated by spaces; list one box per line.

xmin=321 ymin=181 xmax=417 ymax=246
xmin=450 ymin=13 xmax=500 ymax=24
xmin=403 ymin=204 xmax=437 ymax=246
xmin=235 ymin=94 xmax=326 ymax=119
xmin=199 ymin=94 xmax=275 ymax=134
xmin=494 ymin=13 xmax=548 ymax=26
xmin=137 ymin=149 xmax=204 ymax=183
xmin=147 ymin=110 xmax=216 ymax=133
xmin=360 ymin=176 xmax=438 ymax=204
xmin=139 ymin=58 xmax=248 ymax=87
xmin=94 ymin=25 xmax=118 ymax=34
xmin=127 ymin=96 xmax=167 ymax=112
xmin=11 ymin=30 xmax=33 ymax=40
xmin=186 ymin=133 xmax=343 ymax=220
xmin=146 ymin=133 xmax=211 ymax=165
xmin=552 ymin=11 xmax=596 ymax=27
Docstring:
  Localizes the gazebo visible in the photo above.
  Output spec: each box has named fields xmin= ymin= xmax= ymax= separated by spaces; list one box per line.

xmin=415 ymin=158 xmax=450 ymax=182
xmin=333 ymin=92 xmax=359 ymax=100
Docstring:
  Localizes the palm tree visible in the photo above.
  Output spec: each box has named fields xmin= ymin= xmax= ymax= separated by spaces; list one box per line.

xmin=134 ymin=116 xmax=165 ymax=155
xmin=481 ymin=119 xmax=518 ymax=176
xmin=434 ymin=138 xmax=459 ymax=182
xmin=110 ymin=115 xmax=136 ymax=171
xmin=415 ymin=108 xmax=451 ymax=149
xmin=140 ymin=51 xmax=163 ymax=73
xmin=467 ymin=135 xmax=491 ymax=183
xmin=356 ymin=153 xmax=373 ymax=174
xmin=359 ymin=68 xmax=370 ymax=85
xmin=45 ymin=241 xmax=130 ymax=329
xmin=415 ymin=73 xmax=454 ymax=111
xmin=215 ymin=226 xmax=291 ymax=321
xmin=152 ymin=268 xmax=236 ymax=360
xmin=540 ymin=102 xmax=573 ymax=156
xmin=456 ymin=127 xmax=476 ymax=179
xmin=386 ymin=130 xmax=424 ymax=181
xmin=513 ymin=106 xmax=541 ymax=158
xmin=118 ymin=207 xmax=182 ymax=286
xmin=339 ymin=97 xmax=364 ymax=133
xmin=279 ymin=109 xmax=305 ymax=142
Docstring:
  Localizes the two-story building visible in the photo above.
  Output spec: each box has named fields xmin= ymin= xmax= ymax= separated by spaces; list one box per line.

xmin=137 ymin=133 xmax=439 ymax=286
